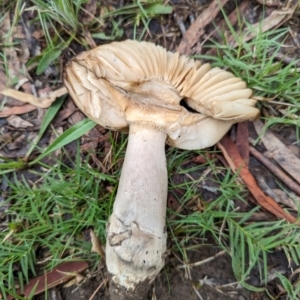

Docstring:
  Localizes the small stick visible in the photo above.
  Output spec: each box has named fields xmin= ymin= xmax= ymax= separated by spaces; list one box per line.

xmin=249 ymin=146 xmax=300 ymax=196
xmin=177 ymin=0 xmax=229 ymax=55
xmin=177 ymin=250 xmax=226 ymax=269
xmin=88 ymin=279 xmax=107 ymax=300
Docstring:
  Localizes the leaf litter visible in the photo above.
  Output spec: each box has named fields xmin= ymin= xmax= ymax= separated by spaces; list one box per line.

xmin=0 ymin=0 xmax=300 ymax=299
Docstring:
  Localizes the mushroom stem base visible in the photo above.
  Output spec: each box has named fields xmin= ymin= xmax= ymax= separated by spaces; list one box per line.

xmin=106 ymin=124 xmax=168 ymax=299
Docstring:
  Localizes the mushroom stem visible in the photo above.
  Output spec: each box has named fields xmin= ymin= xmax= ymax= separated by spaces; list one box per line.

xmin=106 ymin=123 xmax=168 ymax=299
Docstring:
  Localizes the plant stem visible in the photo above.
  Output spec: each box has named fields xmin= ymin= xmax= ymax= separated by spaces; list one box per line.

xmin=106 ymin=123 xmax=168 ymax=298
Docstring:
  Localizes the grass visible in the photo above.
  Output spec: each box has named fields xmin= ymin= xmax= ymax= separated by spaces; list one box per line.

xmin=1 ymin=149 xmax=115 ymax=297
xmin=214 ymin=4 xmax=300 ymax=131
xmin=196 ymin=26 xmax=300 ymax=134
xmin=1 ymin=0 xmax=300 ymax=299
xmin=168 ymin=156 xmax=300 ymax=292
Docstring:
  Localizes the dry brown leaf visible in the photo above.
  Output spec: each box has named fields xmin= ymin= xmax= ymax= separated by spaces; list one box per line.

xmin=0 ymin=14 xmax=25 ymax=82
xmin=254 ymin=0 xmax=283 ymax=7
xmin=177 ymin=0 xmax=229 ymax=55
xmin=83 ymin=29 xmax=97 ymax=49
xmin=249 ymin=146 xmax=300 ymax=196
xmin=218 ymin=135 xmax=297 ymax=223
xmin=80 ymin=0 xmax=97 ymax=23
xmin=6 ymin=261 xmax=88 ymax=300
xmin=228 ymin=9 xmax=295 ymax=48
xmin=236 ymin=122 xmax=249 ymax=165
xmin=0 ymin=87 xmax=67 ymax=108
xmin=167 ymin=193 xmax=181 ymax=211
xmin=52 ymin=107 xmax=78 ymax=126
xmin=289 ymin=25 xmax=300 ymax=48
xmin=90 ymin=229 xmax=105 ymax=258
xmin=0 ymin=104 xmax=38 ymax=117
xmin=254 ymin=120 xmax=300 ymax=185
xmin=273 ymin=189 xmax=299 ymax=211
xmin=192 ymin=153 xmax=212 ymax=164
xmin=6 ymin=115 xmax=34 ymax=128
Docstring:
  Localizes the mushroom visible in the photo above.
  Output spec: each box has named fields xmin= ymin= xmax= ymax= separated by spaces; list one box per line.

xmin=64 ymin=40 xmax=259 ymax=299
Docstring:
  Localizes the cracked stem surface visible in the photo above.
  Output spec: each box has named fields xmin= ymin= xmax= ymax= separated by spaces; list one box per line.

xmin=106 ymin=123 xmax=168 ymax=290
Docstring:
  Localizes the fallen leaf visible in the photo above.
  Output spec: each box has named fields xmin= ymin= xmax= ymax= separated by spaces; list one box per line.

xmin=83 ymin=29 xmax=97 ymax=49
xmin=207 ymin=5 xmax=297 ymax=56
xmin=249 ymin=146 xmax=300 ymax=196
xmin=81 ymin=0 xmax=97 ymax=23
xmin=0 ymin=13 xmax=27 ymax=84
xmin=254 ymin=120 xmax=300 ymax=185
xmin=1 ymin=131 xmax=38 ymax=158
xmin=254 ymin=0 xmax=283 ymax=7
xmin=228 ymin=9 xmax=295 ymax=48
xmin=0 ymin=104 xmax=38 ymax=117
xmin=192 ymin=154 xmax=211 ymax=164
xmin=167 ymin=193 xmax=181 ymax=210
xmin=0 ymin=87 xmax=67 ymax=108
xmin=289 ymin=25 xmax=300 ymax=48
xmin=90 ymin=229 xmax=105 ymax=258
xmin=52 ymin=107 xmax=78 ymax=126
xmin=218 ymin=135 xmax=297 ymax=223
xmin=6 ymin=115 xmax=34 ymax=128
xmin=6 ymin=261 xmax=88 ymax=300
xmin=273 ymin=189 xmax=299 ymax=211
xmin=177 ymin=0 xmax=229 ymax=55
xmin=236 ymin=122 xmax=249 ymax=165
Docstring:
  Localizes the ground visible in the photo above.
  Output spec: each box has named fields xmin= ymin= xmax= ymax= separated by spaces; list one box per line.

xmin=1 ymin=0 xmax=300 ymax=299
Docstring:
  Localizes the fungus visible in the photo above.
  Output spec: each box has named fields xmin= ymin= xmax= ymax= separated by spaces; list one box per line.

xmin=64 ymin=40 xmax=259 ymax=299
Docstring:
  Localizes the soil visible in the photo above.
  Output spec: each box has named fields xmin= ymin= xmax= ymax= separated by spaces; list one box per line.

xmin=35 ymin=122 xmax=298 ymax=300
xmin=53 ymin=243 xmax=288 ymax=300
xmin=2 ymin=0 xmax=300 ymax=299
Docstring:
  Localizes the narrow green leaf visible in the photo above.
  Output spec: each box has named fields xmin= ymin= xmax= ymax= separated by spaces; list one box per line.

xmin=92 ymin=32 xmax=115 ymax=40
xmin=289 ymin=246 xmax=300 ymax=265
xmin=30 ymin=119 xmax=96 ymax=165
xmin=276 ymin=272 xmax=294 ymax=297
xmin=25 ymin=95 xmax=66 ymax=158
xmin=18 ymin=271 xmax=24 ymax=294
xmin=20 ymin=255 xmax=29 ymax=283
xmin=239 ymin=281 xmax=265 ymax=292
xmin=0 ymin=162 xmax=25 ymax=170
xmin=27 ymin=281 xmax=39 ymax=299
xmin=36 ymin=48 xmax=62 ymax=75
xmin=146 ymin=3 xmax=172 ymax=15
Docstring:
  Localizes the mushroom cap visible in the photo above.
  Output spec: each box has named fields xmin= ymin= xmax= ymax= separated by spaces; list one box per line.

xmin=64 ymin=40 xmax=259 ymax=150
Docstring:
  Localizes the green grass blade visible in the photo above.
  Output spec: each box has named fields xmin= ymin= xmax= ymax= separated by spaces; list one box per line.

xmin=29 ymin=119 xmax=96 ymax=165
xmin=36 ymin=48 xmax=63 ymax=75
xmin=25 ymin=95 xmax=66 ymax=158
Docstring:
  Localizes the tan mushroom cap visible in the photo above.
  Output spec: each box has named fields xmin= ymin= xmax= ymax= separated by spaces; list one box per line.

xmin=64 ymin=40 xmax=259 ymax=150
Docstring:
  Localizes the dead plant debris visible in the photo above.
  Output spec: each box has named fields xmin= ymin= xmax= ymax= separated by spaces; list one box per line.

xmin=0 ymin=0 xmax=300 ymax=299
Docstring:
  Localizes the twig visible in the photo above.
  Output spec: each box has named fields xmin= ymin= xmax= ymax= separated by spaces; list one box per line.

xmin=253 ymin=120 xmax=300 ymax=185
xmin=174 ymin=13 xmax=186 ymax=35
xmin=177 ymin=250 xmax=226 ymax=269
xmin=218 ymin=136 xmax=297 ymax=223
xmin=192 ymin=285 xmax=204 ymax=300
xmin=177 ymin=0 xmax=229 ymax=55
xmin=249 ymin=146 xmax=300 ymax=196
xmin=88 ymin=279 xmax=107 ymax=300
